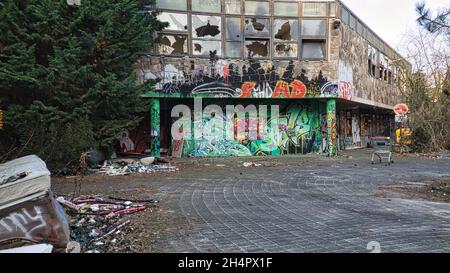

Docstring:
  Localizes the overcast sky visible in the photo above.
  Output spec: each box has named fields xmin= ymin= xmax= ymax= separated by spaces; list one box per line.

xmin=340 ymin=0 xmax=449 ymax=49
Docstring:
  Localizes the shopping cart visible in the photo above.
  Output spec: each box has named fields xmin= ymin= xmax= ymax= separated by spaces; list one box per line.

xmin=371 ymin=137 xmax=394 ymax=165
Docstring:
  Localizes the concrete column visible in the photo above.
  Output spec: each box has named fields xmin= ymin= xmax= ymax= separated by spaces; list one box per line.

xmin=150 ymin=99 xmax=161 ymax=157
xmin=326 ymin=99 xmax=338 ymax=156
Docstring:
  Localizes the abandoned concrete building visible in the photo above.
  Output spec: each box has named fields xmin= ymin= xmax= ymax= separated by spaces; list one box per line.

xmin=125 ymin=0 xmax=410 ymax=158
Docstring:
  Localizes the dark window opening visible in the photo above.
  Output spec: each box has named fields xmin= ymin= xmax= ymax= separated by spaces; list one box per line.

xmin=301 ymin=40 xmax=325 ymax=60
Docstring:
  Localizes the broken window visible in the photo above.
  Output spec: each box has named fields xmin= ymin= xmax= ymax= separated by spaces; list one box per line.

xmin=245 ymin=39 xmax=269 ymax=58
xmin=226 ymin=41 xmax=241 ymax=58
xmin=379 ymin=54 xmax=389 ymax=81
xmin=158 ymin=12 xmax=188 ymax=32
xmin=192 ymin=15 xmax=222 ymax=57
xmin=274 ymin=43 xmax=298 ymax=58
xmin=274 ymin=2 xmax=299 ymax=17
xmin=274 ymin=20 xmax=298 ymax=42
xmin=301 ymin=40 xmax=325 ymax=60
xmin=301 ymin=20 xmax=326 ymax=36
xmin=192 ymin=0 xmax=221 ymax=13
xmin=192 ymin=40 xmax=222 ymax=57
xmin=225 ymin=0 xmax=241 ymax=14
xmin=368 ymin=44 xmax=378 ymax=77
xmin=244 ymin=18 xmax=270 ymax=37
xmin=273 ymin=19 xmax=298 ymax=58
xmin=245 ymin=1 xmax=269 ymax=16
xmin=155 ymin=0 xmax=187 ymax=11
xmin=158 ymin=34 xmax=188 ymax=55
xmin=192 ymin=15 xmax=221 ymax=39
xmin=302 ymin=2 xmax=327 ymax=17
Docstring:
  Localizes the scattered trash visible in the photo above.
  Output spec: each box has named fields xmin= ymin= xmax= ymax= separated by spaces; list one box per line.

xmin=438 ymin=153 xmax=450 ymax=158
xmin=140 ymin=157 xmax=155 ymax=165
xmin=243 ymin=162 xmax=262 ymax=167
xmin=58 ymin=195 xmax=158 ymax=253
xmin=88 ymin=158 xmax=178 ymax=176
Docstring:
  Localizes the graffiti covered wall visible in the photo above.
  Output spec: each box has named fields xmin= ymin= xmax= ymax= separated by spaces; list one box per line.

xmin=137 ymin=58 xmax=341 ymax=100
xmin=339 ymin=24 xmax=403 ymax=106
xmin=175 ymin=101 xmax=328 ymax=157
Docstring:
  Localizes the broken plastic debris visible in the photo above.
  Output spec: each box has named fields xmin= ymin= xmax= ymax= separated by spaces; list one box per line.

xmin=243 ymin=162 xmax=262 ymax=167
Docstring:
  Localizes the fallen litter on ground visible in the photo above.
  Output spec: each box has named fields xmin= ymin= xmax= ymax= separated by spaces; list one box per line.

xmin=243 ymin=162 xmax=262 ymax=167
xmin=88 ymin=157 xmax=178 ymax=176
xmin=57 ymin=195 xmax=158 ymax=253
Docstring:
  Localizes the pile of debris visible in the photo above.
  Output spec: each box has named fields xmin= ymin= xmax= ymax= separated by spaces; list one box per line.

xmin=0 ymin=155 xmax=70 ymax=253
xmin=89 ymin=157 xmax=178 ymax=176
xmin=57 ymin=195 xmax=158 ymax=253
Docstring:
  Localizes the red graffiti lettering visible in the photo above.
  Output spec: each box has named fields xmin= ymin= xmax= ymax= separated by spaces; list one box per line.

xmin=339 ymin=81 xmax=353 ymax=100
xmin=223 ymin=66 xmax=229 ymax=82
xmin=240 ymin=82 xmax=256 ymax=98
xmin=272 ymin=81 xmax=291 ymax=98
xmin=290 ymin=80 xmax=307 ymax=98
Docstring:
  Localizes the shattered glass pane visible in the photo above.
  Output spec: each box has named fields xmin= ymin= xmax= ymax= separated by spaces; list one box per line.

xmin=226 ymin=41 xmax=241 ymax=58
xmin=156 ymin=0 xmax=187 ymax=11
xmin=245 ymin=39 xmax=269 ymax=58
xmin=192 ymin=15 xmax=222 ymax=39
xmin=301 ymin=20 xmax=326 ymax=36
xmin=301 ymin=40 xmax=325 ymax=59
xmin=244 ymin=18 xmax=270 ymax=37
xmin=274 ymin=20 xmax=298 ymax=42
xmin=158 ymin=13 xmax=188 ymax=31
xmin=302 ymin=3 xmax=327 ymax=17
xmin=245 ymin=1 xmax=269 ymax=16
xmin=158 ymin=34 xmax=188 ymax=55
xmin=274 ymin=43 xmax=298 ymax=58
xmin=226 ymin=17 xmax=241 ymax=41
xmin=192 ymin=40 xmax=222 ymax=56
xmin=225 ymin=0 xmax=241 ymax=14
xmin=274 ymin=2 xmax=298 ymax=17
xmin=192 ymin=0 xmax=221 ymax=13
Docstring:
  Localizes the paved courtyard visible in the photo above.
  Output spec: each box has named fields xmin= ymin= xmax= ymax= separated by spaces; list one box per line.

xmin=54 ymin=150 xmax=450 ymax=253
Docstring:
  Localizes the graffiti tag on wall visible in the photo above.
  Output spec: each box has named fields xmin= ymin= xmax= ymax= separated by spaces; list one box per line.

xmin=140 ymin=59 xmax=339 ymax=99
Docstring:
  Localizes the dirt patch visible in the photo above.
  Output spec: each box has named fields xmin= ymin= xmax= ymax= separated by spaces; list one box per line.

xmin=375 ymin=180 xmax=450 ymax=203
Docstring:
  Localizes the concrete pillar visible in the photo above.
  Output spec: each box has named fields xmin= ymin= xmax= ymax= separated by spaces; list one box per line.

xmin=150 ymin=99 xmax=161 ymax=157
xmin=326 ymin=99 xmax=338 ymax=156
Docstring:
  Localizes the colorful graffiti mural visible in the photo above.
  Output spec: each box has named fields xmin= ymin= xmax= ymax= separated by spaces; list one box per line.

xmin=326 ymin=99 xmax=337 ymax=156
xmin=176 ymin=102 xmax=327 ymax=157
xmin=150 ymin=99 xmax=161 ymax=157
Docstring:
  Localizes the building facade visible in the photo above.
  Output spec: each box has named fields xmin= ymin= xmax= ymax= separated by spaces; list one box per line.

xmin=134 ymin=0 xmax=408 ymax=158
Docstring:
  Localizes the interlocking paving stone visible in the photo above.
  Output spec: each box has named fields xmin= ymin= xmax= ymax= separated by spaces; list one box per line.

xmin=150 ymin=151 xmax=450 ymax=253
